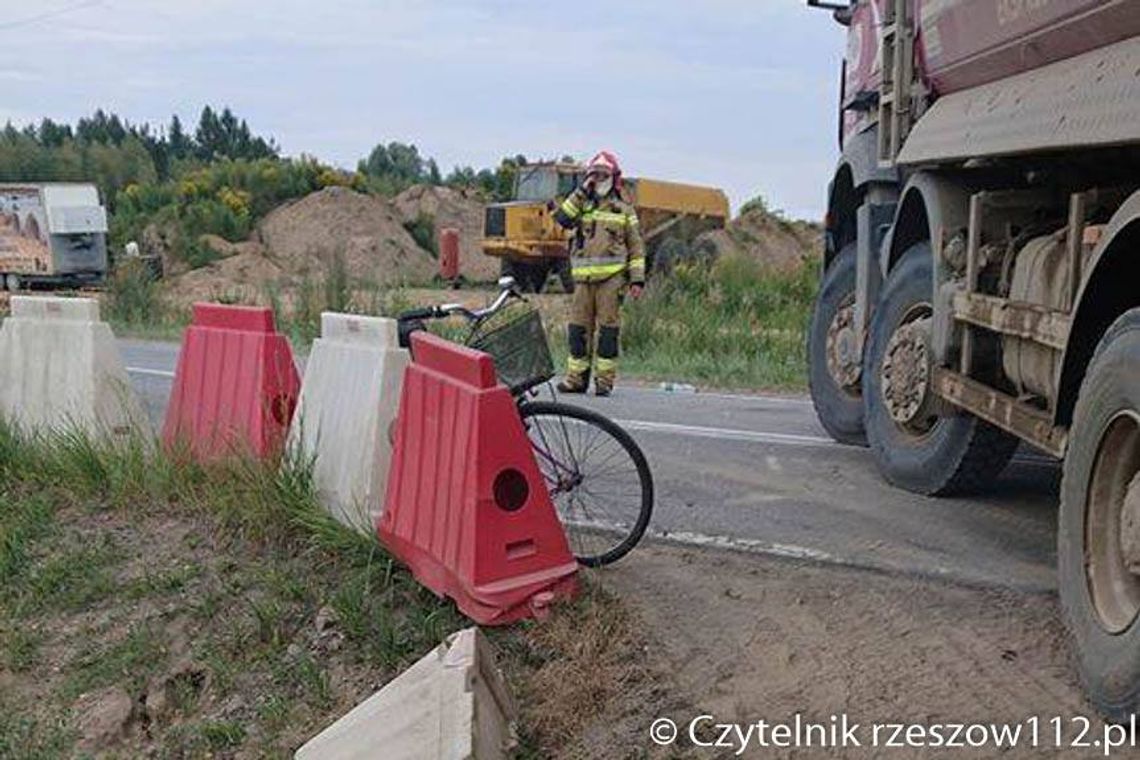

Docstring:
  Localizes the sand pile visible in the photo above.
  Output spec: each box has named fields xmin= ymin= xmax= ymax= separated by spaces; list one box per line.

xmin=393 ymin=184 xmax=498 ymax=281
xmin=257 ymin=186 xmax=436 ymax=285
xmin=162 ymin=250 xmax=284 ymax=308
xmin=697 ymin=204 xmax=820 ymax=271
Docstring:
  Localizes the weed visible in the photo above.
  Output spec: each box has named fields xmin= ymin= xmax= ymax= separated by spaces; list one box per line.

xmin=1 ymin=629 xmax=43 ymax=672
xmin=64 ymin=624 xmax=167 ymax=700
xmin=106 ymin=257 xmax=165 ymax=327
xmin=199 ymin=719 xmax=247 ymax=751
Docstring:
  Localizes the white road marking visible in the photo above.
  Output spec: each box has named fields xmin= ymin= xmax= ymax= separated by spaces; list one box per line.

xmin=615 ymin=418 xmax=843 ymax=448
xmin=566 ymin=517 xmax=837 ymax=563
xmin=127 ymin=367 xmax=175 ymax=379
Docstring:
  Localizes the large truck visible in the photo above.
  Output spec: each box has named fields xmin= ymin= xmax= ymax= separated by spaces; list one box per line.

xmin=0 ymin=183 xmax=108 ymax=291
xmin=481 ymin=162 xmax=729 ymax=292
xmin=805 ymin=0 xmax=1140 ymax=716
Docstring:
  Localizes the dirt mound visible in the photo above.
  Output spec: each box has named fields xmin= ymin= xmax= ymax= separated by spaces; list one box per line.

xmin=258 ymin=186 xmax=436 ymax=286
xmin=393 ymin=184 xmax=498 ymax=281
xmin=162 ymin=250 xmax=284 ymax=309
xmin=698 ymin=204 xmax=821 ymax=271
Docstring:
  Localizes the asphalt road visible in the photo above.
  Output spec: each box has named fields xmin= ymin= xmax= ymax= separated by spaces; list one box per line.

xmin=119 ymin=338 xmax=1061 ymax=593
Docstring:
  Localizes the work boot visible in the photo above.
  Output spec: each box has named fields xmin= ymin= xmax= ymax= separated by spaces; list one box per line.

xmin=557 ymin=373 xmax=589 ymax=394
xmin=594 ymin=376 xmax=614 ymax=397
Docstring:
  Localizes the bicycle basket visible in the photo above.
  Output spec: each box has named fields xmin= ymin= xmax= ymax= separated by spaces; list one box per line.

xmin=466 ymin=303 xmax=554 ymax=394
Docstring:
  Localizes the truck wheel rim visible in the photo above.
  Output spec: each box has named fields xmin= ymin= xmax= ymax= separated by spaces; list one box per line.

xmin=880 ymin=303 xmax=936 ymax=435
xmin=1086 ymin=409 xmax=1140 ymax=634
xmin=825 ymin=295 xmax=861 ymax=394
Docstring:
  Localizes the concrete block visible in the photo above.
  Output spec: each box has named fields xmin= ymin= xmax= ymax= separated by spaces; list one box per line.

xmin=287 ymin=312 xmax=408 ymax=532
xmin=295 ymin=627 xmax=516 ymax=760
xmin=0 ymin=296 xmax=147 ymax=439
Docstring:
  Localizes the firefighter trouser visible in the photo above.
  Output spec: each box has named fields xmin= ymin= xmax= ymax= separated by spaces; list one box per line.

xmin=565 ymin=275 xmax=623 ymax=389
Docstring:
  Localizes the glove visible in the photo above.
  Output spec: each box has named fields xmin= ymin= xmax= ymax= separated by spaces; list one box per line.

xmin=628 ymin=283 xmax=644 ymax=300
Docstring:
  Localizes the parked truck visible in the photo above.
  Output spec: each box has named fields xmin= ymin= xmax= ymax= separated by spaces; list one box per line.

xmin=806 ymin=0 xmax=1140 ymax=717
xmin=0 ymin=183 xmax=108 ymax=291
xmin=481 ymin=161 xmax=729 ymax=293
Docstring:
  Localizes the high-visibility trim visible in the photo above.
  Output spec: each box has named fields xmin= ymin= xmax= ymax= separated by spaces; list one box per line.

xmin=572 ymin=264 xmax=626 ymax=279
xmin=560 ymin=198 xmax=581 ymax=218
xmin=595 ymin=357 xmax=617 ymax=373
xmin=626 ymin=214 xmax=639 ymax=226
xmin=629 ymin=255 xmax=646 ymax=282
xmin=567 ymin=356 xmax=591 ymax=374
xmin=575 ymin=255 xmax=626 ymax=267
xmin=581 ymin=210 xmax=629 ymax=226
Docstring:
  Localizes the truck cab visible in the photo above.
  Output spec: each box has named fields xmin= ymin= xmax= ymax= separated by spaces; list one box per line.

xmin=481 ymin=163 xmax=581 ymax=293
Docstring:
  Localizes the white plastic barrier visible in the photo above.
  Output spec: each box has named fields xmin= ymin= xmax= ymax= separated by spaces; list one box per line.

xmin=295 ymin=628 xmax=516 ymax=760
xmin=0 ymin=296 xmax=146 ymax=439
xmin=288 ymin=312 xmax=408 ymax=532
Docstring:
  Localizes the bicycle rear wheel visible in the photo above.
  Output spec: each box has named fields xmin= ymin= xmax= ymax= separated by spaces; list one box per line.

xmin=519 ymin=400 xmax=653 ymax=566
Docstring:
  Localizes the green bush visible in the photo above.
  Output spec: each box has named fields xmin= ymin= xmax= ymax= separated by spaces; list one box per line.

xmin=403 ymin=211 xmax=437 ymax=258
xmin=105 ymin=259 xmax=165 ymax=327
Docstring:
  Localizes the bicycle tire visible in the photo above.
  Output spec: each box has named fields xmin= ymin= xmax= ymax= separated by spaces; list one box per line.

xmin=519 ymin=400 xmax=654 ymax=566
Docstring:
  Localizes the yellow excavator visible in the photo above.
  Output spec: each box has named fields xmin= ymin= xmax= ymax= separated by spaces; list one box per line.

xmin=481 ymin=162 xmax=729 ymax=292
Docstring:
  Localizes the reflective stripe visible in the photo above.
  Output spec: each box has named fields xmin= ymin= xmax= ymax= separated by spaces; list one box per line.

xmin=595 ymin=357 xmax=617 ymax=373
xmin=572 ymin=264 xmax=626 ymax=278
xmin=629 ymin=256 xmax=646 ymax=281
xmin=575 ymin=255 xmax=626 ymax=267
xmin=626 ymin=214 xmax=639 ymax=226
xmin=560 ymin=199 xmax=581 ymax=217
xmin=581 ymin=210 xmax=629 ymax=226
xmin=567 ymin=356 xmax=591 ymax=374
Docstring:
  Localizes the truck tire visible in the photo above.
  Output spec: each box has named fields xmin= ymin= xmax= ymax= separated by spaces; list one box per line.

xmin=863 ymin=243 xmax=1017 ymax=495
xmin=807 ymin=243 xmax=866 ymax=445
xmin=651 ymin=238 xmax=686 ymax=277
xmin=500 ymin=258 xmax=545 ymax=293
xmin=1059 ymin=308 xmax=1140 ymax=721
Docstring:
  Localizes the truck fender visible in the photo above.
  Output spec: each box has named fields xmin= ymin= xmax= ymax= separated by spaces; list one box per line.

xmin=825 ymin=126 xmax=898 ymax=271
xmin=1054 ymin=190 xmax=1140 ymax=426
xmin=882 ymin=171 xmax=972 ymax=277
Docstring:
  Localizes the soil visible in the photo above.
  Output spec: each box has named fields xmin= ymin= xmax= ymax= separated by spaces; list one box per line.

xmin=393 ymin=184 xmax=499 ymax=281
xmin=256 ymin=186 xmax=436 ymax=286
xmin=603 ymin=542 xmax=1093 ymax=759
xmin=698 ymin=206 xmax=821 ymax=271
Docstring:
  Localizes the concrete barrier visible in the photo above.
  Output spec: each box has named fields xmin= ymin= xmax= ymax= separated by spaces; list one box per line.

xmin=0 ymin=296 xmax=146 ymax=438
xmin=287 ymin=312 xmax=408 ymax=532
xmin=295 ymin=627 xmax=516 ymax=760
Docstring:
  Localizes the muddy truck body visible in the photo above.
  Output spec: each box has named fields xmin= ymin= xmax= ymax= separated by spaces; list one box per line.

xmin=806 ymin=0 xmax=1140 ymax=716
xmin=0 ymin=183 xmax=108 ymax=292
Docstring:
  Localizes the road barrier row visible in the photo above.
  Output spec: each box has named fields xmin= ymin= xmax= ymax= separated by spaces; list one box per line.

xmin=1 ymin=297 xmax=577 ymax=627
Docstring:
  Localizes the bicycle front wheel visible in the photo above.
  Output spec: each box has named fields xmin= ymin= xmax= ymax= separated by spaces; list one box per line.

xmin=519 ymin=400 xmax=653 ymax=566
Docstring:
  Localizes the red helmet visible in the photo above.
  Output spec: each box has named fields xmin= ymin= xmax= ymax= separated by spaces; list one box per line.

xmin=585 ymin=150 xmax=623 ymax=190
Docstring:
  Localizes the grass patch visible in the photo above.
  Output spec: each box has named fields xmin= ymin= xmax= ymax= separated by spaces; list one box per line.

xmin=621 ymin=253 xmax=816 ymax=390
xmin=0 ymin=418 xmax=673 ymax=757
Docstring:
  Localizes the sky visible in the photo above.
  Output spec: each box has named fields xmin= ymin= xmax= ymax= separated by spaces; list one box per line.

xmin=0 ymin=0 xmax=847 ymax=219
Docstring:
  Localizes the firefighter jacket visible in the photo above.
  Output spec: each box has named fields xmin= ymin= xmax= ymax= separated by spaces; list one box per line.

xmin=554 ymin=187 xmax=646 ymax=284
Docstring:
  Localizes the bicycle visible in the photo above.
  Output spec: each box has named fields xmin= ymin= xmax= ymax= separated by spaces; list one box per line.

xmin=397 ymin=276 xmax=654 ymax=566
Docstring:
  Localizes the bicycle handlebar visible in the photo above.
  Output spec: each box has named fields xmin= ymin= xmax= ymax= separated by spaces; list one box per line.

xmin=397 ymin=277 xmax=522 ymax=326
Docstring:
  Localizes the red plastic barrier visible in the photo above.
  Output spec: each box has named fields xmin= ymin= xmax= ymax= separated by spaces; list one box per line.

xmin=438 ymin=228 xmax=460 ymax=281
xmin=162 ymin=303 xmax=301 ymax=461
xmin=379 ymin=331 xmax=578 ymax=625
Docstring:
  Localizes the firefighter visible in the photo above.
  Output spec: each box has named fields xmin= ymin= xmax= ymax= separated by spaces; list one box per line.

xmin=552 ymin=151 xmax=646 ymax=396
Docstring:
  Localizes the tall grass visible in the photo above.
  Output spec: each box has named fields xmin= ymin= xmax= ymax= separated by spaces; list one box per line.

xmin=622 ymin=252 xmax=817 ymax=389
